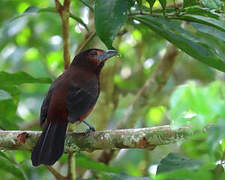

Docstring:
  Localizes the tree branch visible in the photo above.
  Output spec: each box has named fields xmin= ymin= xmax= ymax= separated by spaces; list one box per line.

xmin=0 ymin=126 xmax=192 ymax=152
xmin=55 ymin=0 xmax=71 ymax=69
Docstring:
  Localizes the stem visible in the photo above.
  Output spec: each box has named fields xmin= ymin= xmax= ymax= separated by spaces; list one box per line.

xmin=67 ymin=153 xmax=76 ymax=180
xmin=46 ymin=166 xmax=66 ymax=180
xmin=61 ymin=9 xmax=70 ymax=69
xmin=55 ymin=0 xmax=71 ymax=69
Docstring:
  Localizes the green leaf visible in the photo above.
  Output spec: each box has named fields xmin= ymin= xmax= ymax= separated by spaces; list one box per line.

xmin=76 ymin=153 xmax=121 ymax=173
xmin=0 ymin=152 xmax=12 ymax=162
xmin=155 ymin=168 xmax=213 ymax=180
xmin=0 ymin=99 xmax=22 ymax=129
xmin=0 ymin=154 xmax=27 ymax=180
xmin=128 ymin=0 xmax=136 ymax=7
xmin=110 ymin=173 xmax=150 ymax=180
xmin=157 ymin=153 xmax=203 ymax=174
xmin=175 ymin=14 xmax=225 ymax=33
xmin=134 ymin=15 xmax=225 ymax=72
xmin=185 ymin=7 xmax=221 ymax=18
xmin=207 ymin=119 xmax=225 ymax=152
xmin=146 ymin=0 xmax=156 ymax=13
xmin=183 ymin=0 xmax=199 ymax=7
xmin=191 ymin=22 xmax=225 ymax=41
xmin=181 ymin=133 xmax=209 ymax=159
xmin=0 ymin=71 xmax=52 ymax=85
xmin=69 ymin=13 xmax=90 ymax=32
xmin=169 ymin=81 xmax=225 ymax=128
xmin=94 ymin=0 xmax=128 ymax=48
xmin=159 ymin=0 xmax=167 ymax=9
xmin=0 ymin=71 xmax=49 ymax=129
xmin=147 ymin=0 xmax=156 ymax=7
xmin=80 ymin=0 xmax=94 ymax=12
xmin=200 ymin=0 xmax=224 ymax=9
xmin=191 ymin=23 xmax=225 ymax=61
xmin=0 ymin=90 xmax=12 ymax=100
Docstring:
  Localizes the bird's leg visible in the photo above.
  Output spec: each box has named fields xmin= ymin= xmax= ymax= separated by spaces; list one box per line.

xmin=82 ymin=120 xmax=95 ymax=133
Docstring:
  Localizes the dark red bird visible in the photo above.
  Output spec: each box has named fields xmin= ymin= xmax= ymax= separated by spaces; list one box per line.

xmin=31 ymin=49 xmax=117 ymax=166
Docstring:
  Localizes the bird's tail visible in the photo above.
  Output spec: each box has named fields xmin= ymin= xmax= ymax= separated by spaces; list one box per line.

xmin=31 ymin=122 xmax=67 ymax=166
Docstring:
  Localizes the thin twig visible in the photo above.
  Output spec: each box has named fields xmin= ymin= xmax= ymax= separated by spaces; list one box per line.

xmin=46 ymin=166 xmax=67 ymax=180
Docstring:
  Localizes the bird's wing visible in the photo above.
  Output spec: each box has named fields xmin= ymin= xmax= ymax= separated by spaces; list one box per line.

xmin=40 ymin=87 xmax=53 ymax=126
xmin=66 ymin=78 xmax=99 ymax=123
xmin=40 ymin=74 xmax=64 ymax=126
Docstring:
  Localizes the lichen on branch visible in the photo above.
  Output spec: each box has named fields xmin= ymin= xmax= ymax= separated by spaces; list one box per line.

xmin=0 ymin=125 xmax=192 ymax=152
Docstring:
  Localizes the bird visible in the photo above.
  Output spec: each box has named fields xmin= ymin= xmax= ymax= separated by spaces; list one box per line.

xmin=31 ymin=49 xmax=117 ymax=166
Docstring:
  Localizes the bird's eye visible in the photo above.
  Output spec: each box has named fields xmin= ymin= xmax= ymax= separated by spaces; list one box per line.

xmin=89 ymin=51 xmax=97 ymax=56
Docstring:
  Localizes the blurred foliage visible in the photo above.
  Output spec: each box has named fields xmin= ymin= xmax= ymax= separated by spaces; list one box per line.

xmin=0 ymin=0 xmax=225 ymax=179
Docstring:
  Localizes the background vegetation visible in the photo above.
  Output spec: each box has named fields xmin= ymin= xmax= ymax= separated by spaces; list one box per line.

xmin=0 ymin=0 xmax=225 ymax=179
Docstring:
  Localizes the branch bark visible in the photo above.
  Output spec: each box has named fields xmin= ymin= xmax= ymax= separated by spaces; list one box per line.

xmin=0 ymin=126 xmax=192 ymax=152
xmin=55 ymin=0 xmax=71 ymax=69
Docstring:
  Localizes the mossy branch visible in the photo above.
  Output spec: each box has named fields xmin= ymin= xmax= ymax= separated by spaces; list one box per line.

xmin=0 ymin=126 xmax=192 ymax=152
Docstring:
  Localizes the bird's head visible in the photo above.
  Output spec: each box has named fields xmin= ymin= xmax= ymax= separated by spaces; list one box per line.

xmin=72 ymin=49 xmax=118 ymax=74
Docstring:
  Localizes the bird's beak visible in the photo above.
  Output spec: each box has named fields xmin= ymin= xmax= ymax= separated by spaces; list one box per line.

xmin=99 ymin=50 xmax=118 ymax=62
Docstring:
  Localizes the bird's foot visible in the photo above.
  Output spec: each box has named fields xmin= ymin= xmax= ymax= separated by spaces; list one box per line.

xmin=83 ymin=120 xmax=95 ymax=134
xmin=84 ymin=126 xmax=95 ymax=134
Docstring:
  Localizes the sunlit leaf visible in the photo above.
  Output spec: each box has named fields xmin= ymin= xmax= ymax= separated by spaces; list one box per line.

xmin=169 ymin=81 xmax=225 ymax=128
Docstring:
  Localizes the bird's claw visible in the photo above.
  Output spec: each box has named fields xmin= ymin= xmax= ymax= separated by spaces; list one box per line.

xmin=84 ymin=126 xmax=95 ymax=134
